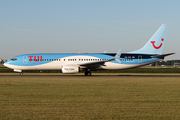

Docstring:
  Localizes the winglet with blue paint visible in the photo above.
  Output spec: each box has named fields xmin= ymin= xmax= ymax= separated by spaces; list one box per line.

xmin=114 ymin=47 xmax=123 ymax=59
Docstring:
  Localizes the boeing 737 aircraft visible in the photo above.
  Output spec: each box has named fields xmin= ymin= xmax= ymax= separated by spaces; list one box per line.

xmin=4 ymin=24 xmax=174 ymax=76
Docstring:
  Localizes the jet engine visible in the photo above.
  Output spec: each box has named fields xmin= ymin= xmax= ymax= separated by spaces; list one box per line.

xmin=62 ymin=65 xmax=79 ymax=74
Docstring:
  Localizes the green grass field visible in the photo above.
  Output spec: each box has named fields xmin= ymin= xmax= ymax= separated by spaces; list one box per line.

xmin=1 ymin=77 xmax=180 ymax=119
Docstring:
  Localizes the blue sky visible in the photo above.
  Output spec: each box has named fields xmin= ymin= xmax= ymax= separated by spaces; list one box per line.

xmin=0 ymin=0 xmax=180 ymax=60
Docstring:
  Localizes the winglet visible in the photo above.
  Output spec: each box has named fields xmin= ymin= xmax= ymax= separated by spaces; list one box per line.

xmin=114 ymin=48 xmax=123 ymax=59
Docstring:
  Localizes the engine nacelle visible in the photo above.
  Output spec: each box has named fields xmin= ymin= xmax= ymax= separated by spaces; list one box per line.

xmin=14 ymin=69 xmax=22 ymax=72
xmin=62 ymin=65 xmax=79 ymax=74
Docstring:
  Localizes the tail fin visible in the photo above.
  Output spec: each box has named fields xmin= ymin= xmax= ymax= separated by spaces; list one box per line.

xmin=129 ymin=24 xmax=169 ymax=54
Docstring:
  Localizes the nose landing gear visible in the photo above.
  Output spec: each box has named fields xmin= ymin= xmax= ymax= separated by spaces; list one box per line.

xmin=20 ymin=72 xmax=23 ymax=76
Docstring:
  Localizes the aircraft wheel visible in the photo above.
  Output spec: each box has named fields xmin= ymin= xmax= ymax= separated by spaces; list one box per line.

xmin=20 ymin=72 xmax=23 ymax=76
xmin=84 ymin=71 xmax=91 ymax=76
xmin=88 ymin=72 xmax=91 ymax=76
xmin=85 ymin=71 xmax=88 ymax=76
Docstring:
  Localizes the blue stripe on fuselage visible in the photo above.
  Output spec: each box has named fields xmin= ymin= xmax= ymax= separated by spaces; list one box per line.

xmin=5 ymin=53 xmax=162 ymax=66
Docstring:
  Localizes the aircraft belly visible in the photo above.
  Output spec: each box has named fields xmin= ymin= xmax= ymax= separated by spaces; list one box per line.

xmin=101 ymin=62 xmax=139 ymax=70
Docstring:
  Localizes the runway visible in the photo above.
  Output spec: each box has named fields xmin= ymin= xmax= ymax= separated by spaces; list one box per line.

xmin=0 ymin=75 xmax=180 ymax=78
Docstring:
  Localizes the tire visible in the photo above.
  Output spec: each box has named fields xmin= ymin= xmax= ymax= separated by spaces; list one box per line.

xmin=84 ymin=71 xmax=91 ymax=76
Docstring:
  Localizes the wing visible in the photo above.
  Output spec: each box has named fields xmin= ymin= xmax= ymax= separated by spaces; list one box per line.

xmin=79 ymin=48 xmax=123 ymax=70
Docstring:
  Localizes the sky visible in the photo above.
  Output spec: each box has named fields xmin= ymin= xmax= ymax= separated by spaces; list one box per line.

xmin=0 ymin=0 xmax=180 ymax=60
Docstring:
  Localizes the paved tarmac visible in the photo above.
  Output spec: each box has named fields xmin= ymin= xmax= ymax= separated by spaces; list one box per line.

xmin=0 ymin=75 xmax=180 ymax=78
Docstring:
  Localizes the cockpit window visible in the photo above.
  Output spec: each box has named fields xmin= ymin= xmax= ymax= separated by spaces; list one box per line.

xmin=11 ymin=58 xmax=17 ymax=61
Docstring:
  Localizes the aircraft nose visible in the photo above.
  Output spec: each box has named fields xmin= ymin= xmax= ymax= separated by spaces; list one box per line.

xmin=3 ymin=62 xmax=10 ymax=68
xmin=3 ymin=61 xmax=14 ymax=69
xmin=3 ymin=62 xmax=7 ymax=67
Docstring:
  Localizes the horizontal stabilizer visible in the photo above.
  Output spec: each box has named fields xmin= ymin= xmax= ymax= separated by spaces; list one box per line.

xmin=151 ymin=53 xmax=175 ymax=58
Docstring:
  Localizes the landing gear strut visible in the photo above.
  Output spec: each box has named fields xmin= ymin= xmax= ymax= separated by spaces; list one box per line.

xmin=20 ymin=72 xmax=23 ymax=76
xmin=84 ymin=71 xmax=91 ymax=76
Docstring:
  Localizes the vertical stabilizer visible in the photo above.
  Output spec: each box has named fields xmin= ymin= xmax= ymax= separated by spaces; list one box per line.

xmin=129 ymin=24 xmax=169 ymax=54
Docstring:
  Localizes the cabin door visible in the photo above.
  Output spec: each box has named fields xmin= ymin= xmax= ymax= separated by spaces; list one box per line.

xmin=23 ymin=56 xmax=28 ymax=65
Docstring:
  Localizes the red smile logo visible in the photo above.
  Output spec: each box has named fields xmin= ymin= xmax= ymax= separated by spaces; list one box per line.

xmin=151 ymin=38 xmax=164 ymax=49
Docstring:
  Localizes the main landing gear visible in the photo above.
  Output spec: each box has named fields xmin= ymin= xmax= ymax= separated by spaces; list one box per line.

xmin=84 ymin=71 xmax=91 ymax=76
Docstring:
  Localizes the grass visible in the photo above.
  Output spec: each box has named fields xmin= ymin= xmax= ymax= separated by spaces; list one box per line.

xmin=1 ymin=77 xmax=180 ymax=119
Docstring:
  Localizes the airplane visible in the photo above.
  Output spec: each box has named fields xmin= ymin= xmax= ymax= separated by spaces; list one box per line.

xmin=4 ymin=24 xmax=174 ymax=76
